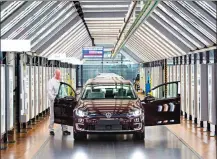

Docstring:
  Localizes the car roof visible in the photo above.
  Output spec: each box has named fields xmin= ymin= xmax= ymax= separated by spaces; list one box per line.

xmin=85 ymin=77 xmax=132 ymax=85
xmin=96 ymin=73 xmax=124 ymax=79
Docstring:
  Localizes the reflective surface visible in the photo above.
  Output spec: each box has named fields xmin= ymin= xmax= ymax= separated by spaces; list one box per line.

xmin=33 ymin=126 xmax=200 ymax=159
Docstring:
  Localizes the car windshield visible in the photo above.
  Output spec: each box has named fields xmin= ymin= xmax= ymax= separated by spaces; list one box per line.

xmin=81 ymin=84 xmax=137 ymax=99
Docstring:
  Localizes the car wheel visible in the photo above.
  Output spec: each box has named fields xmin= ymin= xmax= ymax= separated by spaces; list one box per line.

xmin=73 ymin=132 xmax=86 ymax=140
xmin=133 ymin=131 xmax=144 ymax=140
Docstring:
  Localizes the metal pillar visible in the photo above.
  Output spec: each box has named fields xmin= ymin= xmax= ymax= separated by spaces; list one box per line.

xmin=164 ymin=59 xmax=167 ymax=97
xmin=206 ymin=51 xmax=211 ymax=132
xmin=80 ymin=65 xmax=83 ymax=87
xmin=5 ymin=52 xmax=15 ymax=143
xmin=16 ymin=54 xmax=21 ymax=133
xmin=215 ymin=49 xmax=217 ymax=136
xmin=0 ymin=52 xmax=7 ymax=150
xmin=193 ymin=53 xmax=197 ymax=124
xmin=199 ymin=52 xmax=204 ymax=128
xmin=188 ymin=54 xmax=192 ymax=121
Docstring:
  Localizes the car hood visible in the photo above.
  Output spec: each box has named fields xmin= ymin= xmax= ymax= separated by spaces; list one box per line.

xmin=79 ymin=99 xmax=140 ymax=114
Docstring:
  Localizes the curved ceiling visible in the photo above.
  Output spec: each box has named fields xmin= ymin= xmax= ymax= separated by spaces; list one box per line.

xmin=1 ymin=1 xmax=216 ymax=63
xmin=124 ymin=1 xmax=217 ymax=62
xmin=0 ymin=1 xmax=92 ymax=58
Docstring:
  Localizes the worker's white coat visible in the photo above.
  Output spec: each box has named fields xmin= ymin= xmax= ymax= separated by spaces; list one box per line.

xmin=47 ymin=77 xmax=68 ymax=131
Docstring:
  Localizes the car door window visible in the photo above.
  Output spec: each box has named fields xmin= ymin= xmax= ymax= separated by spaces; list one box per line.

xmin=142 ymin=81 xmax=181 ymax=126
xmin=54 ymin=82 xmax=76 ymax=126
xmin=152 ymin=82 xmax=179 ymax=99
xmin=57 ymin=83 xmax=75 ymax=98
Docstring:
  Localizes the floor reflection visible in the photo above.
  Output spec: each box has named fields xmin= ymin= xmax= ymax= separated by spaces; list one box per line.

xmin=33 ymin=126 xmax=200 ymax=159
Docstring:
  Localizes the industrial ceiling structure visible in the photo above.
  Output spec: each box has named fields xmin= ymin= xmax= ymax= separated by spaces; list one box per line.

xmin=0 ymin=1 xmax=216 ymax=63
xmin=80 ymin=1 xmax=142 ymax=49
xmin=123 ymin=1 xmax=217 ymax=62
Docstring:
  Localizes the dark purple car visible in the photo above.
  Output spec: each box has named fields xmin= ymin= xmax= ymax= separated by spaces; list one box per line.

xmin=54 ymin=77 xmax=180 ymax=140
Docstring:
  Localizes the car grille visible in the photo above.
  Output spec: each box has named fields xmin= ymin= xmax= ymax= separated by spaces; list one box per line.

xmin=87 ymin=112 xmax=128 ymax=118
xmin=86 ymin=119 xmax=132 ymax=131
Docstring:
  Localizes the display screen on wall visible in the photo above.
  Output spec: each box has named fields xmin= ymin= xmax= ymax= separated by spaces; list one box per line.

xmin=82 ymin=47 xmax=104 ymax=58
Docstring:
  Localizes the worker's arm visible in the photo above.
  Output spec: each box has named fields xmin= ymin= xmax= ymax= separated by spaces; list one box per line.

xmin=47 ymin=80 xmax=56 ymax=101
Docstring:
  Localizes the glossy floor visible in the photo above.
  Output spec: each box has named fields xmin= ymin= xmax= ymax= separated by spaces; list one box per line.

xmin=32 ymin=126 xmax=200 ymax=159
xmin=166 ymin=118 xmax=216 ymax=159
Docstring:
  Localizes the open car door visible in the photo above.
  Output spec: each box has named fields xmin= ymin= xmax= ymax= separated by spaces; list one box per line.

xmin=142 ymin=81 xmax=180 ymax=126
xmin=54 ymin=82 xmax=77 ymax=126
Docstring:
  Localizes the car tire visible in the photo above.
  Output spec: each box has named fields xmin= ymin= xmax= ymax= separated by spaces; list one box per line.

xmin=73 ymin=132 xmax=86 ymax=140
xmin=133 ymin=131 xmax=144 ymax=140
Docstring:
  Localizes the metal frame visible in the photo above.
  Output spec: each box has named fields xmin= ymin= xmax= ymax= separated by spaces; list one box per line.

xmin=0 ymin=1 xmax=216 ymax=63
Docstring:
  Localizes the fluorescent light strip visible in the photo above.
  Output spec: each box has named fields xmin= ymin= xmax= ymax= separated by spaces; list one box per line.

xmin=126 ymin=42 xmax=151 ymax=61
xmin=67 ymin=37 xmax=91 ymax=57
xmin=84 ymin=17 xmax=124 ymax=21
xmin=134 ymin=31 xmax=173 ymax=58
xmin=179 ymin=1 xmax=216 ymax=31
xmin=153 ymin=8 xmax=203 ymax=48
xmin=32 ymin=10 xmax=77 ymax=50
xmin=8 ymin=2 xmax=57 ymax=39
xmin=1 ymin=1 xmax=42 ymax=36
xmin=65 ymin=38 xmax=91 ymax=57
xmin=158 ymin=3 xmax=211 ymax=46
xmin=127 ymin=38 xmax=155 ymax=61
xmin=54 ymin=29 xmax=88 ymax=56
xmin=142 ymin=23 xmax=185 ymax=56
xmin=20 ymin=2 xmax=68 ymax=39
xmin=128 ymin=37 xmax=163 ymax=60
xmin=82 ymin=5 xmax=129 ymax=8
xmin=41 ymin=20 xmax=83 ymax=56
xmin=195 ymin=1 xmax=216 ymax=18
xmin=166 ymin=1 xmax=215 ymax=43
xmin=138 ymin=26 xmax=183 ymax=57
xmin=30 ymin=3 xmax=74 ymax=43
xmin=125 ymin=43 xmax=151 ymax=62
xmin=86 ymin=20 xmax=123 ymax=24
xmin=83 ymin=9 xmax=129 ymax=12
xmin=1 ymin=1 xmax=25 ymax=22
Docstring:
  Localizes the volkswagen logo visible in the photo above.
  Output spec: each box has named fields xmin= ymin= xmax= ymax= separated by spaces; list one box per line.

xmin=105 ymin=112 xmax=112 ymax=118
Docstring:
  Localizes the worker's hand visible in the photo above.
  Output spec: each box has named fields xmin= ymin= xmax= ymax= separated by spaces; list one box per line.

xmin=51 ymin=95 xmax=56 ymax=101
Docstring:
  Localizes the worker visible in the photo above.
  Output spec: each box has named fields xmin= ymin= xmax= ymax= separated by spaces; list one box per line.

xmin=47 ymin=69 xmax=71 ymax=136
xmin=145 ymin=80 xmax=151 ymax=96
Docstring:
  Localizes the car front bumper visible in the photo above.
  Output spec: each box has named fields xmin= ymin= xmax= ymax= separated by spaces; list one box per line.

xmin=73 ymin=116 xmax=144 ymax=134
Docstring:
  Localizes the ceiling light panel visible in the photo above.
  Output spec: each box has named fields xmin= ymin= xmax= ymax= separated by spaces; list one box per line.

xmin=125 ymin=42 xmax=151 ymax=62
xmin=19 ymin=2 xmax=68 ymax=39
xmin=41 ymin=20 xmax=84 ymax=56
xmin=55 ymin=29 xmax=88 ymax=54
xmin=82 ymin=5 xmax=129 ymax=8
xmin=7 ymin=2 xmax=57 ymax=39
xmin=145 ymin=22 xmax=185 ymax=56
xmin=178 ymin=1 xmax=216 ymax=31
xmin=195 ymin=1 xmax=216 ymax=18
xmin=32 ymin=8 xmax=76 ymax=50
xmin=30 ymin=4 xmax=74 ymax=44
xmin=1 ymin=1 xmax=42 ymax=36
xmin=128 ymin=37 xmax=164 ymax=60
xmin=153 ymin=8 xmax=204 ymax=48
xmin=158 ymin=3 xmax=211 ymax=46
xmin=165 ymin=1 xmax=216 ymax=43
xmin=1 ymin=1 xmax=25 ymax=22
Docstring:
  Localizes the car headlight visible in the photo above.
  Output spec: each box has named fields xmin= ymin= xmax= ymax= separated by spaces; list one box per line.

xmin=128 ymin=108 xmax=142 ymax=117
xmin=75 ymin=108 xmax=88 ymax=117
